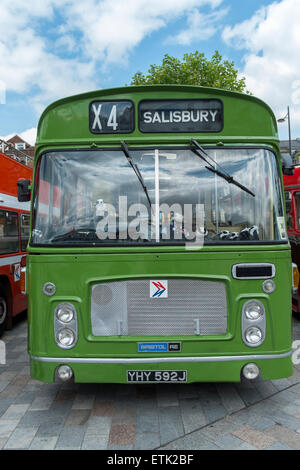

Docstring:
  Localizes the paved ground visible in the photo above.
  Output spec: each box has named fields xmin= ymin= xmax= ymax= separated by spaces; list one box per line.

xmin=0 ymin=312 xmax=300 ymax=450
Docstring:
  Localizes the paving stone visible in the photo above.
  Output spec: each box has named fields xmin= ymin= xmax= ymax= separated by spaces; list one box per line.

xmin=54 ymin=389 xmax=77 ymax=402
xmin=112 ymin=402 xmax=136 ymax=425
xmin=85 ymin=416 xmax=111 ymax=436
xmin=18 ymin=409 xmax=67 ymax=428
xmin=251 ymin=416 xmax=276 ymax=432
xmin=0 ymin=384 xmax=23 ymax=398
xmin=35 ymin=421 xmax=64 ymax=438
xmin=1 ymin=403 xmax=30 ymax=420
xmin=11 ymin=375 xmax=30 ymax=386
xmin=29 ymin=436 xmax=58 ymax=450
xmin=0 ymin=419 xmax=19 ymax=438
xmin=265 ymin=441 xmax=295 ymax=450
xmin=55 ymin=426 xmax=86 ymax=448
xmin=234 ymin=382 xmax=263 ymax=406
xmin=216 ymin=383 xmax=245 ymax=414
xmin=0 ymin=371 xmax=18 ymax=381
xmin=134 ymin=432 xmax=160 ymax=450
xmin=14 ymin=391 xmax=36 ymax=405
xmin=265 ymin=424 xmax=300 ymax=449
xmin=157 ymin=385 xmax=179 ymax=407
xmin=158 ymin=406 xmax=184 ymax=446
xmin=0 ymin=381 xmax=9 ymax=393
xmin=159 ymin=430 xmax=221 ymax=450
xmin=213 ymin=433 xmax=245 ymax=449
xmin=272 ymin=378 xmax=293 ymax=391
xmin=108 ymin=423 xmax=135 ymax=446
xmin=65 ymin=409 xmax=91 ymax=426
xmin=30 ymin=395 xmax=55 ymax=411
xmin=92 ymin=401 xmax=114 ymax=417
xmin=72 ymin=393 xmax=95 ymax=410
xmin=199 ymin=416 xmax=241 ymax=440
xmin=4 ymin=426 xmax=38 ymax=449
xmin=0 ymin=398 xmax=15 ymax=418
xmin=179 ymin=398 xmax=206 ymax=434
xmin=135 ymin=409 xmax=159 ymax=433
xmin=0 ymin=438 xmax=8 ymax=449
xmin=81 ymin=436 xmax=109 ymax=450
xmin=252 ymin=380 xmax=278 ymax=399
xmin=202 ymin=403 xmax=227 ymax=424
xmin=232 ymin=425 xmax=276 ymax=450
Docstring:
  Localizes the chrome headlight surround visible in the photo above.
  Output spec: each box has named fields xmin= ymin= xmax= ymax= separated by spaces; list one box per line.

xmin=55 ymin=303 xmax=76 ymax=323
xmin=54 ymin=302 xmax=78 ymax=349
xmin=242 ymin=299 xmax=266 ymax=348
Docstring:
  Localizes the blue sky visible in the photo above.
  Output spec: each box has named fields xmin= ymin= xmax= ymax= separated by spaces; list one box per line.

xmin=0 ymin=0 xmax=299 ymax=144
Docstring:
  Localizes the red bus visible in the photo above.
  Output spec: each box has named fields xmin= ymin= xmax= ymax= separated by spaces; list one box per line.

xmin=0 ymin=152 xmax=32 ymax=337
xmin=284 ymin=164 xmax=300 ymax=315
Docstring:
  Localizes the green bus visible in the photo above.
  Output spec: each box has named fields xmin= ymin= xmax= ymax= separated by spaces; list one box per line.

xmin=20 ymin=85 xmax=294 ymax=384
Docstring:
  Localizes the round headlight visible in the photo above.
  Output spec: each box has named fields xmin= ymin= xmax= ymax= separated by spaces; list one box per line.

xmin=57 ymin=365 xmax=73 ymax=381
xmin=244 ymin=300 xmax=264 ymax=321
xmin=245 ymin=326 xmax=263 ymax=345
xmin=56 ymin=328 xmax=75 ymax=348
xmin=242 ymin=363 xmax=260 ymax=380
xmin=56 ymin=303 xmax=75 ymax=323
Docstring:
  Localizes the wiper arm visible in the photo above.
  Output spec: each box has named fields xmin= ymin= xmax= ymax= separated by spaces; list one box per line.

xmin=51 ymin=228 xmax=96 ymax=242
xmin=190 ymin=139 xmax=255 ymax=198
xmin=120 ymin=140 xmax=152 ymax=207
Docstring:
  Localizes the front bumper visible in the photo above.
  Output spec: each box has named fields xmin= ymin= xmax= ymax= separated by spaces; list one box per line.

xmin=30 ymin=351 xmax=293 ymax=383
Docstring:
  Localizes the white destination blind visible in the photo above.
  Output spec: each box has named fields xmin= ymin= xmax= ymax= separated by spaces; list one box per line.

xmin=139 ymin=99 xmax=223 ymax=133
xmin=89 ymin=100 xmax=134 ymax=134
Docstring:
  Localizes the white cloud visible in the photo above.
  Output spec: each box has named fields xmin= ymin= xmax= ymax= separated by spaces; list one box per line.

xmin=19 ymin=128 xmax=37 ymax=147
xmin=222 ymin=0 xmax=300 ymax=139
xmin=1 ymin=128 xmax=37 ymax=146
xmin=63 ymin=0 xmax=225 ymax=64
xmin=166 ymin=6 xmax=229 ymax=45
xmin=0 ymin=0 xmax=225 ymax=113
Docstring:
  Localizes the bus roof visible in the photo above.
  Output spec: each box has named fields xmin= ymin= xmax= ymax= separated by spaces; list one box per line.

xmin=0 ymin=152 xmax=32 ymax=198
xmin=284 ymin=164 xmax=300 ymax=188
xmin=36 ymin=85 xmax=279 ymax=152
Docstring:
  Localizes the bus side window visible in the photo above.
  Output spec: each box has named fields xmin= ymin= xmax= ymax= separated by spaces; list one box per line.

xmin=0 ymin=210 xmax=19 ymax=254
xmin=21 ymin=213 xmax=30 ymax=252
xmin=294 ymin=192 xmax=300 ymax=231
xmin=285 ymin=192 xmax=293 ymax=229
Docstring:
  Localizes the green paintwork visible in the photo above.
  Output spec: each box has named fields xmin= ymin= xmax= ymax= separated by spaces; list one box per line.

xmin=28 ymin=85 xmax=292 ymax=383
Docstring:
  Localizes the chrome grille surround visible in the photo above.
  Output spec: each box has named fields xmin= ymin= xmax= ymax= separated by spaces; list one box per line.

xmin=91 ymin=279 xmax=227 ymax=336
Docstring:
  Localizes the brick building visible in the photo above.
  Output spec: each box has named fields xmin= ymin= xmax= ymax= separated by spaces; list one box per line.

xmin=0 ymin=134 xmax=34 ymax=168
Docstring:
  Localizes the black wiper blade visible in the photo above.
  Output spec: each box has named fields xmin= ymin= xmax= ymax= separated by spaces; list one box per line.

xmin=51 ymin=229 xmax=96 ymax=242
xmin=120 ymin=140 xmax=152 ymax=207
xmin=190 ymin=139 xmax=255 ymax=198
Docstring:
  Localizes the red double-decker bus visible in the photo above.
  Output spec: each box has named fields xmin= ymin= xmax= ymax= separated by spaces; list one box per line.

xmin=284 ymin=165 xmax=300 ymax=315
xmin=0 ymin=152 xmax=32 ymax=337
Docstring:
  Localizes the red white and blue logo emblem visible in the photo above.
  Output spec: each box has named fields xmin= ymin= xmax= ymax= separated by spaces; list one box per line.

xmin=150 ymin=280 xmax=168 ymax=298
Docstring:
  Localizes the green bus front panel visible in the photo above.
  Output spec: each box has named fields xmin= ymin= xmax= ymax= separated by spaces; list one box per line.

xmin=27 ymin=247 xmax=293 ymax=383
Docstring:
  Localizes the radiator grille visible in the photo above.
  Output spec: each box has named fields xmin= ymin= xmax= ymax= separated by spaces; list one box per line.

xmin=91 ymin=279 xmax=227 ymax=336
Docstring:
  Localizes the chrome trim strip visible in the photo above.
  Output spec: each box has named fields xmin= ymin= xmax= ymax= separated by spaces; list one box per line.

xmin=30 ymin=351 xmax=292 ymax=364
xmin=232 ymin=263 xmax=276 ymax=280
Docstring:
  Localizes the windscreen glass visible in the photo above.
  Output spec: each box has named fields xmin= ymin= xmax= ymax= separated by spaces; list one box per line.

xmin=32 ymin=147 xmax=286 ymax=246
